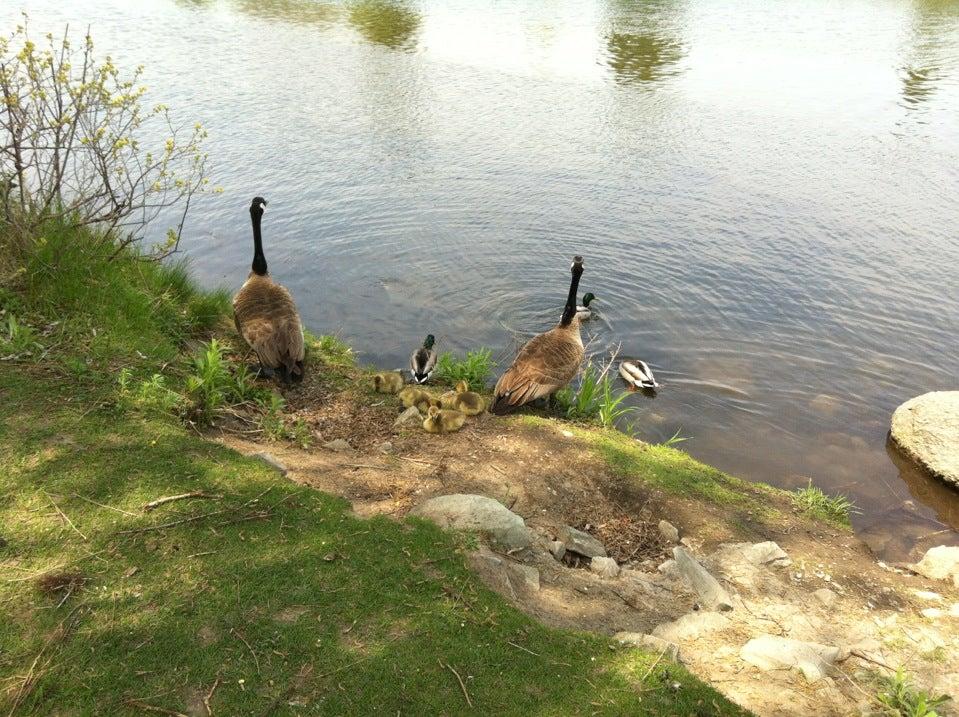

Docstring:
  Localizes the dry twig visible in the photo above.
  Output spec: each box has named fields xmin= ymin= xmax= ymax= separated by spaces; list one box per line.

xmin=231 ymin=627 xmax=260 ymax=674
xmin=41 ymin=490 xmax=87 ymax=540
xmin=143 ymin=491 xmax=221 ymax=512
xmin=439 ymin=660 xmax=473 ymax=709
xmin=122 ymin=700 xmax=188 ymax=717
xmin=203 ymin=675 xmax=221 ymax=716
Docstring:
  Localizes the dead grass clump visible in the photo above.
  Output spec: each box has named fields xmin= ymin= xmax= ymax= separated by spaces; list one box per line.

xmin=36 ymin=571 xmax=86 ymax=596
xmin=574 ymin=514 xmax=668 ymax=564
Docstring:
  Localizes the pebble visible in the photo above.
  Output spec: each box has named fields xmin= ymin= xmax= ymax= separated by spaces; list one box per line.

xmin=658 ymin=520 xmax=680 ymax=544
xmin=813 ymin=588 xmax=838 ymax=607
xmin=549 ymin=541 xmax=566 ymax=561
xmin=323 ymin=438 xmax=353 ymax=453
xmin=557 ymin=525 xmax=607 ymax=558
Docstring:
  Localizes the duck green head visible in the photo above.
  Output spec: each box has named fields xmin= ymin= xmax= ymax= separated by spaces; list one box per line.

xmin=582 ymin=293 xmax=596 ymax=307
xmin=424 ymin=334 xmax=435 ymax=349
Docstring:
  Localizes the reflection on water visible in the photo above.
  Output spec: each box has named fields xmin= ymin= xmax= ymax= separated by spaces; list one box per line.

xmin=6 ymin=0 xmax=959 ymax=561
xmin=348 ymin=0 xmax=420 ymax=50
xmin=602 ymin=0 xmax=685 ymax=83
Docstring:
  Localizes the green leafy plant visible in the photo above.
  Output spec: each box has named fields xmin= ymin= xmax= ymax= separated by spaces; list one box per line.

xmin=117 ymin=368 xmax=183 ymax=414
xmin=257 ymin=392 xmax=312 ymax=448
xmin=0 ymin=18 xmax=214 ymax=256
xmin=792 ymin=480 xmax=856 ymax=526
xmin=435 ymin=347 xmax=495 ymax=391
xmin=876 ymin=668 xmax=951 ymax=717
xmin=185 ymin=339 xmax=263 ymax=423
xmin=0 ymin=313 xmax=40 ymax=358
xmin=306 ymin=331 xmax=355 ymax=368
xmin=556 ymin=363 xmax=635 ymax=428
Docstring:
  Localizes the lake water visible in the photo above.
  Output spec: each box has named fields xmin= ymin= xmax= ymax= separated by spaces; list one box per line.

xmin=8 ymin=0 xmax=959 ymax=560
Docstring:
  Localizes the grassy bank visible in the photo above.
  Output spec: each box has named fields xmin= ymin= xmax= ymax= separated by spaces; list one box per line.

xmin=0 ymin=224 xmax=749 ymax=715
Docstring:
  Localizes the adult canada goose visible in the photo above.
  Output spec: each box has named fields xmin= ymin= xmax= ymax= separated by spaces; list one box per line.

xmin=490 ymin=257 xmax=586 ymax=414
xmin=619 ymin=360 xmax=658 ymax=390
xmin=232 ymin=197 xmax=305 ymax=383
xmin=576 ymin=293 xmax=597 ymax=320
xmin=410 ymin=335 xmax=437 ymax=384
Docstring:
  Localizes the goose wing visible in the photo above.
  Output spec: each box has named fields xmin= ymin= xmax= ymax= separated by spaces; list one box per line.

xmin=233 ymin=278 xmax=304 ymax=371
xmin=491 ymin=329 xmax=584 ymax=412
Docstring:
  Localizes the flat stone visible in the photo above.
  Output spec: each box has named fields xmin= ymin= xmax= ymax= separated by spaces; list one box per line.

xmin=891 ymin=391 xmax=959 ymax=488
xmin=549 ymin=541 xmax=566 ymax=561
xmin=740 ymin=634 xmax=842 ymax=682
xmin=251 ymin=452 xmax=287 ymax=476
xmin=912 ymin=545 xmax=959 ymax=587
xmin=711 ymin=542 xmax=791 ymax=568
xmin=509 ymin=563 xmax=540 ymax=592
xmin=557 ymin=525 xmax=607 ymax=558
xmin=813 ymin=588 xmax=838 ymax=607
xmin=410 ymin=494 xmax=531 ymax=551
xmin=377 ymin=441 xmax=394 ymax=454
xmin=658 ymin=520 xmax=680 ymax=544
xmin=323 ymin=439 xmax=353 ymax=453
xmin=913 ymin=590 xmax=943 ymax=602
xmin=673 ymin=547 xmax=734 ymax=610
xmin=652 ymin=611 xmax=731 ymax=642
xmin=393 ymin=406 xmax=422 ymax=430
xmin=614 ymin=632 xmax=680 ymax=661
xmin=590 ymin=556 xmax=620 ymax=579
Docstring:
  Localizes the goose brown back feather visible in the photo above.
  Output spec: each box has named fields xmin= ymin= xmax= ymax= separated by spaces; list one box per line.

xmin=491 ymin=319 xmax=583 ymax=413
xmin=233 ymin=274 xmax=305 ymax=380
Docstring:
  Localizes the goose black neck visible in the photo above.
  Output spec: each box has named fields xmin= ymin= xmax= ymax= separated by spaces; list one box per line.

xmin=250 ymin=209 xmax=267 ymax=276
xmin=560 ymin=264 xmax=584 ymax=326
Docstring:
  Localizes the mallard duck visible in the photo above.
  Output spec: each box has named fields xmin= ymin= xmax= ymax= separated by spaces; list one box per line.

xmin=452 ymin=380 xmax=485 ymax=416
xmin=619 ymin=360 xmax=658 ymax=390
xmin=576 ymin=293 xmax=597 ymax=320
xmin=232 ymin=197 xmax=305 ymax=383
xmin=423 ymin=405 xmax=466 ymax=433
xmin=373 ymin=371 xmax=404 ymax=394
xmin=410 ymin=335 xmax=436 ymax=384
xmin=491 ymin=257 xmax=586 ymax=414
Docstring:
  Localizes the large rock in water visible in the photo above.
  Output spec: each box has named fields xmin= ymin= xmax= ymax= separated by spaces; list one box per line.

xmin=409 ymin=495 xmax=531 ymax=550
xmin=891 ymin=391 xmax=959 ymax=488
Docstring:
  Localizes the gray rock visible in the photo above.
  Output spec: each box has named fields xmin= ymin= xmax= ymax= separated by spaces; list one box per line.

xmin=323 ymin=438 xmax=353 ymax=453
xmin=813 ymin=588 xmax=838 ymax=607
xmin=557 ymin=525 xmax=607 ymax=558
xmin=590 ymin=556 xmax=620 ymax=579
xmin=549 ymin=540 xmax=566 ymax=561
xmin=377 ymin=441 xmax=394 ymax=454
xmin=658 ymin=520 xmax=680 ymax=543
xmin=740 ymin=634 xmax=842 ymax=682
xmin=614 ymin=632 xmax=680 ymax=661
xmin=912 ymin=545 xmax=959 ymax=587
xmin=509 ymin=563 xmax=541 ymax=592
xmin=652 ymin=611 xmax=731 ymax=642
xmin=410 ymin=494 xmax=531 ymax=551
xmin=393 ymin=406 xmax=422 ymax=430
xmin=251 ymin=452 xmax=287 ymax=476
xmin=673 ymin=547 xmax=734 ymax=610
xmin=711 ymin=541 xmax=791 ymax=568
xmin=890 ymin=391 xmax=959 ymax=488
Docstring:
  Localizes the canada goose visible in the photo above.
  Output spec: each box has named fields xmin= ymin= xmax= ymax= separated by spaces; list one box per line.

xmin=490 ymin=257 xmax=585 ymax=414
xmin=373 ymin=371 xmax=404 ymax=394
xmin=576 ymin=293 xmax=597 ymax=320
xmin=619 ymin=360 xmax=658 ymax=390
xmin=232 ymin=197 xmax=305 ymax=384
xmin=452 ymin=380 xmax=485 ymax=416
xmin=423 ymin=405 xmax=466 ymax=433
xmin=410 ymin=335 xmax=437 ymax=384
xmin=398 ymin=386 xmax=430 ymax=408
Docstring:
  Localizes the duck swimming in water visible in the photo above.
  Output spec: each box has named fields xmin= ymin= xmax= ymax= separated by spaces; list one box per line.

xmin=619 ymin=360 xmax=658 ymax=390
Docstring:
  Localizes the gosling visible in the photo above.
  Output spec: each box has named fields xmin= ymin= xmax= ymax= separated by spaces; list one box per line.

xmin=416 ymin=396 xmax=443 ymax=414
xmin=451 ymin=380 xmax=485 ymax=416
xmin=373 ymin=371 xmax=404 ymax=394
xmin=423 ymin=405 xmax=466 ymax=433
xmin=399 ymin=386 xmax=430 ymax=408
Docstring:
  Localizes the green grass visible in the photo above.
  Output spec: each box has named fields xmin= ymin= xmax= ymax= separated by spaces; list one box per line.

xmin=792 ymin=480 xmax=856 ymax=527
xmin=577 ymin=424 xmax=781 ymax=519
xmin=875 ymin=668 xmax=951 ymax=717
xmin=0 ymin=221 xmax=749 ymax=715
xmin=434 ymin=347 xmax=495 ymax=391
xmin=555 ymin=363 xmax=635 ymax=428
